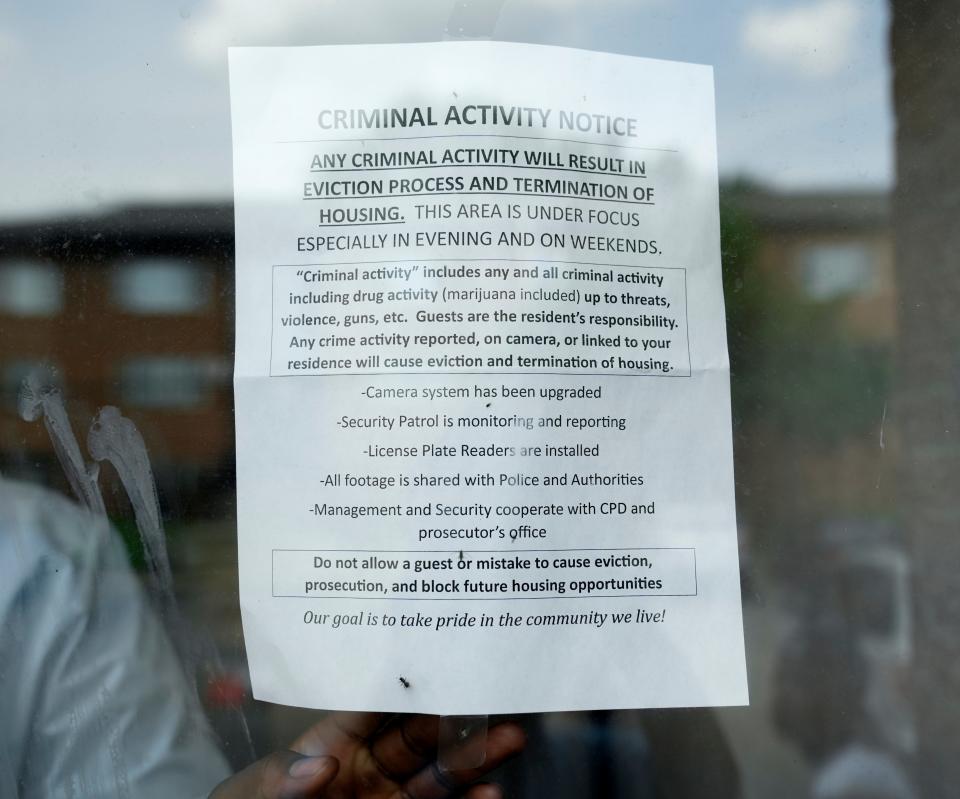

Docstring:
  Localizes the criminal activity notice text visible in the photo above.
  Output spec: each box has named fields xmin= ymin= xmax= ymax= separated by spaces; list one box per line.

xmin=230 ymin=42 xmax=748 ymax=714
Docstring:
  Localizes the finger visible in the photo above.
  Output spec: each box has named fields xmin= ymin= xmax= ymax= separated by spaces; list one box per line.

xmin=464 ymin=783 xmax=503 ymax=799
xmin=369 ymin=714 xmax=440 ymax=779
xmin=209 ymin=751 xmax=338 ymax=799
xmin=329 ymin=711 xmax=390 ymax=741
xmin=400 ymin=723 xmax=526 ymax=799
xmin=292 ymin=711 xmax=389 ymax=756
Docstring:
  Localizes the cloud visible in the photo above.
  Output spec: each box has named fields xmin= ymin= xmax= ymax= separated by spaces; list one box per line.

xmin=520 ymin=0 xmax=634 ymax=7
xmin=742 ymin=0 xmax=861 ymax=77
xmin=0 ymin=26 xmax=21 ymax=64
xmin=182 ymin=0 xmax=452 ymax=66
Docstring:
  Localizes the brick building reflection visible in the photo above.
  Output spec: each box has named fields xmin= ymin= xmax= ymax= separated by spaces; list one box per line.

xmin=0 ymin=205 xmax=236 ymax=501
xmin=0 ymin=190 xmax=899 ymax=545
xmin=0 ymin=190 xmax=914 ymax=786
xmin=0 ymin=190 xmax=893 ymax=484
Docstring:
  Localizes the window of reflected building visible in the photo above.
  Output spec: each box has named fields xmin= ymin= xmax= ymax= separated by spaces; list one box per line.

xmin=800 ymin=243 xmax=876 ymax=301
xmin=119 ymin=355 xmax=227 ymax=409
xmin=0 ymin=260 xmax=64 ymax=317
xmin=112 ymin=258 xmax=213 ymax=315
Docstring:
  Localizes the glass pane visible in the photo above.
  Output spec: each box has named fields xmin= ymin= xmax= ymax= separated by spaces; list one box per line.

xmin=112 ymin=258 xmax=212 ymax=314
xmin=800 ymin=243 xmax=875 ymax=300
xmin=0 ymin=260 xmax=63 ymax=316
xmin=119 ymin=355 xmax=227 ymax=408
xmin=0 ymin=2 xmax=956 ymax=798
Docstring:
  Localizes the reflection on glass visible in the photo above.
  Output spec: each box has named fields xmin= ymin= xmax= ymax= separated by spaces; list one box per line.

xmin=1 ymin=0 xmax=957 ymax=794
xmin=119 ymin=355 xmax=227 ymax=409
xmin=800 ymin=243 xmax=876 ymax=300
xmin=112 ymin=258 xmax=212 ymax=314
xmin=0 ymin=260 xmax=64 ymax=316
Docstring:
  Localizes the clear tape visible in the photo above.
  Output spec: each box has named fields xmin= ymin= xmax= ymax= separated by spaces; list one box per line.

xmin=437 ymin=714 xmax=489 ymax=770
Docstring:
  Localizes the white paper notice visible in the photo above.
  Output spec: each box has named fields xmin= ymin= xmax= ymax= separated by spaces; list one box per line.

xmin=230 ymin=42 xmax=747 ymax=715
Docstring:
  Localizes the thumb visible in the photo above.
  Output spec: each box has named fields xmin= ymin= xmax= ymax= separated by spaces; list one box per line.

xmin=210 ymin=750 xmax=339 ymax=799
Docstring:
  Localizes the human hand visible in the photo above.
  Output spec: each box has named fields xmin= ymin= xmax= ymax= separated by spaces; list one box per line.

xmin=209 ymin=712 xmax=525 ymax=799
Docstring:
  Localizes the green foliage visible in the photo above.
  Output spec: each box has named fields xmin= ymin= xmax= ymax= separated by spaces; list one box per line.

xmin=112 ymin=515 xmax=147 ymax=570
xmin=720 ymin=193 xmax=765 ymax=423
xmin=757 ymin=300 xmax=890 ymax=442
xmin=720 ymin=191 xmax=891 ymax=444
